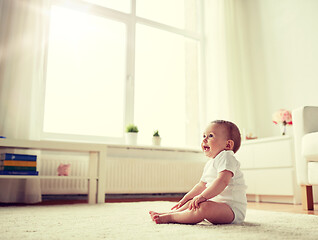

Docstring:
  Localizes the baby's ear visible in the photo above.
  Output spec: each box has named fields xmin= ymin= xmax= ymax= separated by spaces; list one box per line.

xmin=225 ymin=140 xmax=234 ymax=150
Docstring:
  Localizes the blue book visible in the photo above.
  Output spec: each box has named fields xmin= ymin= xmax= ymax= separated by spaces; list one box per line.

xmin=0 ymin=153 xmax=37 ymax=161
xmin=0 ymin=166 xmax=37 ymax=171
xmin=0 ymin=171 xmax=39 ymax=176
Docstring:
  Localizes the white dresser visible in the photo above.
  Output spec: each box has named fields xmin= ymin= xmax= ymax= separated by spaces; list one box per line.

xmin=236 ymin=136 xmax=301 ymax=204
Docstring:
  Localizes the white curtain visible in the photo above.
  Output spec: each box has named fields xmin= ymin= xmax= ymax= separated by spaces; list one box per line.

xmin=204 ymin=0 xmax=256 ymax=136
xmin=0 ymin=0 xmax=48 ymax=203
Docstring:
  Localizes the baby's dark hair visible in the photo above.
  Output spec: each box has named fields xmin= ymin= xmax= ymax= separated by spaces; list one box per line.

xmin=211 ymin=120 xmax=241 ymax=153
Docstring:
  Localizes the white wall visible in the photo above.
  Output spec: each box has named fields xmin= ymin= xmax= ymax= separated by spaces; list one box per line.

xmin=245 ymin=0 xmax=318 ymax=138
xmin=204 ymin=0 xmax=318 ymax=203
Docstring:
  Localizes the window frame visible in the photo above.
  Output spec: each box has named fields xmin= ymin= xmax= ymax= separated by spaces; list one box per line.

xmin=41 ymin=0 xmax=206 ymax=146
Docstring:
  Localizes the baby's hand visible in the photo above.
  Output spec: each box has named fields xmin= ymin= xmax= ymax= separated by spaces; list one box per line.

xmin=188 ymin=195 xmax=207 ymax=211
xmin=171 ymin=203 xmax=180 ymax=210
xmin=171 ymin=198 xmax=188 ymax=210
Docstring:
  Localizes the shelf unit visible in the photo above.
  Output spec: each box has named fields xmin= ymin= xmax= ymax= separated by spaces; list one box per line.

xmin=0 ymin=138 xmax=106 ymax=204
xmin=0 ymin=175 xmax=97 ymax=180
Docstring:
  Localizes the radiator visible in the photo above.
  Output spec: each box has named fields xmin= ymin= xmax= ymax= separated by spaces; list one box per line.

xmin=40 ymin=151 xmax=89 ymax=194
xmin=40 ymin=151 xmax=206 ymax=195
xmin=104 ymin=157 xmax=205 ymax=194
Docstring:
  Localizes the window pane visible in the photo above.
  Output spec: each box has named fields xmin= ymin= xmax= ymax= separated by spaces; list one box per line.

xmin=44 ymin=6 xmax=126 ymax=138
xmin=136 ymin=0 xmax=199 ymax=32
xmin=83 ymin=0 xmax=131 ymax=13
xmin=135 ymin=24 xmax=200 ymax=147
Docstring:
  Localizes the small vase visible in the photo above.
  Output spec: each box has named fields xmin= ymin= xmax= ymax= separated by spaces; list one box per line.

xmin=281 ymin=123 xmax=287 ymax=136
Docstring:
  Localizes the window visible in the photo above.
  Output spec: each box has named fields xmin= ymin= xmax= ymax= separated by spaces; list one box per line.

xmin=83 ymin=0 xmax=131 ymax=13
xmin=44 ymin=6 xmax=126 ymax=139
xmin=43 ymin=0 xmax=204 ymax=147
xmin=136 ymin=0 xmax=199 ymax=32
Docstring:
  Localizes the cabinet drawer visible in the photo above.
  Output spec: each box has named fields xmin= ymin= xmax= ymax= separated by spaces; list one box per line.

xmin=253 ymin=140 xmax=293 ymax=168
xmin=254 ymin=168 xmax=294 ymax=195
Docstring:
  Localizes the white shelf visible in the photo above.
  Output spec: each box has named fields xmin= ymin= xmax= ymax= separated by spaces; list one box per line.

xmin=0 ymin=138 xmax=107 ymax=204
xmin=0 ymin=175 xmax=97 ymax=180
xmin=242 ymin=135 xmax=292 ymax=145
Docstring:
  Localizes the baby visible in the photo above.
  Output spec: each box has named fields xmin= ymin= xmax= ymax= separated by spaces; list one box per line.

xmin=149 ymin=120 xmax=247 ymax=224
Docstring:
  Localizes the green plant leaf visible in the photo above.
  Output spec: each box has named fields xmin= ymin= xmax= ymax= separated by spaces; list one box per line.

xmin=126 ymin=124 xmax=139 ymax=133
xmin=153 ymin=130 xmax=160 ymax=137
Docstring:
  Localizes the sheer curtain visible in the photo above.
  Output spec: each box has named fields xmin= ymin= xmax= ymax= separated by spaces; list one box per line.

xmin=204 ymin=0 xmax=256 ymax=135
xmin=0 ymin=0 xmax=48 ymax=203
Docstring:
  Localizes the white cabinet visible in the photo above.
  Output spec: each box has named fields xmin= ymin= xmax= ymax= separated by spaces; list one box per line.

xmin=235 ymin=136 xmax=300 ymax=204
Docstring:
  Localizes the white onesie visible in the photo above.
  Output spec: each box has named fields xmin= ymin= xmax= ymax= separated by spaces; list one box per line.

xmin=200 ymin=150 xmax=247 ymax=224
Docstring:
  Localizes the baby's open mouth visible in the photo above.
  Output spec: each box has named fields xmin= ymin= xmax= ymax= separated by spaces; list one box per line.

xmin=203 ymin=146 xmax=210 ymax=151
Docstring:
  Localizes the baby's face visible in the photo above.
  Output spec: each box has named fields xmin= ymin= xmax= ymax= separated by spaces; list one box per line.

xmin=201 ymin=123 xmax=229 ymax=158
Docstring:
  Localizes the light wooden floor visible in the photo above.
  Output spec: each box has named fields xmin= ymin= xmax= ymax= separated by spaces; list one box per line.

xmin=247 ymin=202 xmax=318 ymax=215
xmin=1 ymin=197 xmax=318 ymax=216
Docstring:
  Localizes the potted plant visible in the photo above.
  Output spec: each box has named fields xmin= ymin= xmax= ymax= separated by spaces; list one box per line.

xmin=152 ymin=130 xmax=161 ymax=146
xmin=125 ymin=124 xmax=139 ymax=145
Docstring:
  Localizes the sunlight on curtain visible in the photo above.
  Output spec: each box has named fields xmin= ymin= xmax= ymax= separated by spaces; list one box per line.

xmin=204 ymin=0 xmax=256 ymax=135
xmin=0 ymin=0 xmax=48 ymax=203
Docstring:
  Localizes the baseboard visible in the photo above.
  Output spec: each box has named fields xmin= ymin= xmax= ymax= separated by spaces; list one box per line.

xmin=247 ymin=194 xmax=298 ymax=204
xmin=41 ymin=193 xmax=184 ymax=203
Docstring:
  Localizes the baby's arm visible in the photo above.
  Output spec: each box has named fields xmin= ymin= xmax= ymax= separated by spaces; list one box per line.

xmin=188 ymin=170 xmax=233 ymax=210
xmin=171 ymin=181 xmax=206 ymax=210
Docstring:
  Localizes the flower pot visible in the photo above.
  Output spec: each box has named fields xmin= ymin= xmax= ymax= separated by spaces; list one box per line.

xmin=152 ymin=136 xmax=161 ymax=146
xmin=125 ymin=132 xmax=138 ymax=145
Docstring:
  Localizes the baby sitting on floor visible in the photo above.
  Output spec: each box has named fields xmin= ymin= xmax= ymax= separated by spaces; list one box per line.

xmin=149 ymin=120 xmax=247 ymax=225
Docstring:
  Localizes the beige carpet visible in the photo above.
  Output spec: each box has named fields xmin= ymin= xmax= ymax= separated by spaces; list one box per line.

xmin=1 ymin=201 xmax=318 ymax=240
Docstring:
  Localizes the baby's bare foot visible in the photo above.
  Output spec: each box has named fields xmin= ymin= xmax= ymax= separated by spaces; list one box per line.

xmin=153 ymin=214 xmax=161 ymax=224
xmin=153 ymin=214 xmax=171 ymax=224
xmin=149 ymin=211 xmax=159 ymax=221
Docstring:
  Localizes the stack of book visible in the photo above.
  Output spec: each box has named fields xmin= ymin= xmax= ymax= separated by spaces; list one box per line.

xmin=0 ymin=153 xmax=39 ymax=175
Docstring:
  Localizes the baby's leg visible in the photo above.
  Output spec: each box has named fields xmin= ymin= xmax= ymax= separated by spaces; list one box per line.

xmin=149 ymin=201 xmax=191 ymax=221
xmin=153 ymin=201 xmax=234 ymax=225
